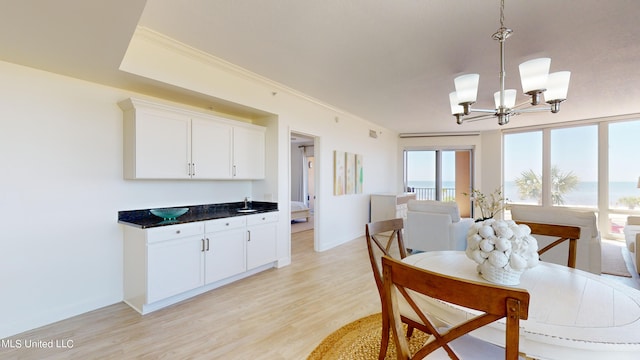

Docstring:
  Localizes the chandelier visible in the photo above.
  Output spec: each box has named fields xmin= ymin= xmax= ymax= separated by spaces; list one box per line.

xmin=450 ymin=0 xmax=570 ymax=126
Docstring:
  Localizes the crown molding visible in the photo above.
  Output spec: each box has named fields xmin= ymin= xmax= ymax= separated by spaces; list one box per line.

xmin=399 ymin=132 xmax=480 ymax=138
xmin=132 ymin=27 xmax=378 ymax=126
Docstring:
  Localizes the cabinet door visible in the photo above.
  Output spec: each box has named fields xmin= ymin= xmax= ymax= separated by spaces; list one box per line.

xmin=233 ymin=126 xmax=265 ymax=179
xmin=204 ymin=228 xmax=246 ymax=284
xmin=147 ymin=235 xmax=204 ymax=303
xmin=134 ymin=108 xmax=191 ymax=179
xmin=246 ymin=219 xmax=278 ymax=270
xmin=191 ymin=117 xmax=233 ymax=179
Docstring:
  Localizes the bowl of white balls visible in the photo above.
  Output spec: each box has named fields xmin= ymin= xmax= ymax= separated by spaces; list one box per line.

xmin=465 ymin=219 xmax=539 ymax=285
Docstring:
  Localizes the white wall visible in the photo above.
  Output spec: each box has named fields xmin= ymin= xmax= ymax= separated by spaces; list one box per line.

xmin=0 ymin=61 xmax=257 ymax=338
xmin=0 ymin=28 xmax=399 ymax=337
xmin=479 ymin=130 xmax=503 ymax=195
xmin=398 ymin=134 xmax=484 ymax=192
xmin=120 ymin=28 xmax=399 ymax=251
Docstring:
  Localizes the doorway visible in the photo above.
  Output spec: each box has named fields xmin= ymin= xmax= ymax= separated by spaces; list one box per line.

xmin=290 ymin=132 xmax=317 ymax=238
xmin=403 ymin=148 xmax=474 ymax=218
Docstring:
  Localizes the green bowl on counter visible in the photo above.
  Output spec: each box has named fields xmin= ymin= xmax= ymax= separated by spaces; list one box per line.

xmin=150 ymin=207 xmax=189 ymax=220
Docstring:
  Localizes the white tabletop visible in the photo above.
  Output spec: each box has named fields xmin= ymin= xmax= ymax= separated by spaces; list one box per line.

xmin=403 ymin=251 xmax=640 ymax=360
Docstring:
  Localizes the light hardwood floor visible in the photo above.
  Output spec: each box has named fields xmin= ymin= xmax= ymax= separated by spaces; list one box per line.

xmin=3 ymin=232 xmax=639 ymax=359
xmin=0 ymin=230 xmax=380 ymax=359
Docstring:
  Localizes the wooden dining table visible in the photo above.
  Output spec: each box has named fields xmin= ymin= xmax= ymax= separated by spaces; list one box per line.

xmin=402 ymin=251 xmax=640 ymax=360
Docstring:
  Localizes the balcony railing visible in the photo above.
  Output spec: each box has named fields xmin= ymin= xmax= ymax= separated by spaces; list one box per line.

xmin=407 ymin=187 xmax=457 ymax=201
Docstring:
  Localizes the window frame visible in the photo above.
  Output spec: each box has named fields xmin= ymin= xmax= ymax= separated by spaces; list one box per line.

xmin=502 ymin=115 xmax=640 ymax=239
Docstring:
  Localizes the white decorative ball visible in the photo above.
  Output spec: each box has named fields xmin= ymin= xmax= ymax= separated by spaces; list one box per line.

xmin=509 ymin=253 xmax=528 ymax=270
xmin=524 ymin=235 xmax=539 ymax=252
xmin=495 ymin=226 xmax=514 ymax=239
xmin=479 ymin=225 xmax=495 ymax=238
xmin=518 ymin=224 xmax=532 ymax=236
xmin=494 ymin=237 xmax=512 ymax=252
xmin=471 ymin=249 xmax=486 ymax=264
xmin=479 ymin=239 xmax=495 ymax=252
xmin=470 ymin=233 xmax=482 ymax=243
xmin=488 ymin=250 xmax=509 ymax=267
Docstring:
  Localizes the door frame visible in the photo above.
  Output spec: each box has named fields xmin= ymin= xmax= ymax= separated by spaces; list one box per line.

xmin=290 ymin=130 xmax=320 ymax=251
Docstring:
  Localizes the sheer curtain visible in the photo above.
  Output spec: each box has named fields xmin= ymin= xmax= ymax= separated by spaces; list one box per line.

xmin=291 ymin=145 xmax=305 ymax=202
xmin=291 ymin=143 xmax=314 ymax=205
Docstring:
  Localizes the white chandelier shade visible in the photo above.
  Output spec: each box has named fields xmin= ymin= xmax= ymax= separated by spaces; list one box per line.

xmin=544 ymin=71 xmax=571 ymax=102
xmin=449 ymin=92 xmax=464 ymax=115
xmin=494 ymin=89 xmax=517 ymax=109
xmin=453 ymin=74 xmax=480 ymax=104
xmin=519 ymin=58 xmax=551 ymax=94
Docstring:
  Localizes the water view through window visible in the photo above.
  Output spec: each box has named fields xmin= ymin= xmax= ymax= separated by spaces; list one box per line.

xmin=405 ymin=150 xmax=458 ymax=200
xmin=609 ymin=121 xmax=640 ymax=210
xmin=504 ymin=119 xmax=640 ymax=237
xmin=504 ymin=131 xmax=542 ymax=205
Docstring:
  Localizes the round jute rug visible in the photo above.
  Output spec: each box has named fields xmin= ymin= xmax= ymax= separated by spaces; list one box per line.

xmin=306 ymin=313 xmax=429 ymax=360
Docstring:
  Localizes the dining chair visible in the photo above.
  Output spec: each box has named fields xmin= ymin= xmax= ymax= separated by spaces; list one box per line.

xmin=510 ymin=205 xmax=600 ymax=274
xmin=366 ymin=218 xmax=434 ymax=360
xmin=382 ymin=256 xmax=530 ymax=360
xmin=518 ymin=221 xmax=581 ymax=269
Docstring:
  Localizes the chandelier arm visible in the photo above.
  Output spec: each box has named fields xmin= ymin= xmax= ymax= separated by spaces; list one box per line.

xmin=465 ymin=108 xmax=497 ymax=114
xmin=513 ymin=106 xmax=553 ymax=114
xmin=459 ymin=113 xmax=497 ymax=122
xmin=465 ymin=115 xmax=499 ymax=123
xmin=512 ymin=99 xmax=534 ymax=109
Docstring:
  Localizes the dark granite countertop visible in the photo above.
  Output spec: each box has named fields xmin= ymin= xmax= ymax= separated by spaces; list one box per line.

xmin=118 ymin=201 xmax=278 ymax=229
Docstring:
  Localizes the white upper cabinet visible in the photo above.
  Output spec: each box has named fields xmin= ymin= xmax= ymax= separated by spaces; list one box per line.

xmin=233 ymin=125 xmax=265 ymax=179
xmin=191 ymin=117 xmax=233 ymax=179
xmin=124 ymin=105 xmax=192 ymax=179
xmin=119 ymin=98 xmax=265 ymax=180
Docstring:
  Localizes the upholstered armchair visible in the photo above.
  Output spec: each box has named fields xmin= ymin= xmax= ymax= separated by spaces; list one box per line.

xmin=623 ymin=216 xmax=640 ymax=275
xmin=405 ymin=200 xmax=474 ymax=252
xmin=510 ymin=205 xmax=602 ymax=274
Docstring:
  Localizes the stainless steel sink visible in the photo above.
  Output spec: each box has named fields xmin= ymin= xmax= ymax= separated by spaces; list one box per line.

xmin=236 ymin=208 xmax=258 ymax=213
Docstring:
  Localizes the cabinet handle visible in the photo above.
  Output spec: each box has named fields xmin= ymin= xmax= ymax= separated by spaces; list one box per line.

xmin=192 ymin=163 xmax=196 ymax=176
xmin=201 ymin=238 xmax=205 ymax=252
xmin=247 ymin=230 xmax=251 ymax=242
xmin=233 ymin=165 xmax=237 ymax=177
xmin=176 ymin=230 xmax=181 ymax=234
xmin=187 ymin=162 xmax=191 ymax=176
xmin=206 ymin=238 xmax=210 ymax=251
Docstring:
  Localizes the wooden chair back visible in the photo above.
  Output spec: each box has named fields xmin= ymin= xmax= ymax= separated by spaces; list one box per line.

xmin=518 ymin=221 xmax=581 ymax=269
xmin=382 ymin=256 xmax=530 ymax=360
xmin=365 ymin=218 xmax=408 ymax=294
xmin=366 ymin=218 xmax=422 ymax=359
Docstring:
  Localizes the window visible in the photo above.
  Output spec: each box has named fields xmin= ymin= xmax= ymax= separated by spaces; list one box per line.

xmin=550 ymin=126 xmax=598 ymax=208
xmin=503 ymin=118 xmax=640 ymax=239
xmin=504 ymin=131 xmax=542 ymax=205
xmin=608 ymin=120 xmax=640 ymax=234
xmin=609 ymin=120 xmax=640 ymax=210
xmin=405 ymin=150 xmax=436 ymax=199
xmin=404 ymin=149 xmax=473 ymax=217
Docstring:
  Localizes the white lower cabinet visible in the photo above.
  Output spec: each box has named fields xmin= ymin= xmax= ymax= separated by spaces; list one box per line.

xmin=147 ymin=234 xmax=204 ymax=303
xmin=204 ymin=216 xmax=247 ymax=284
xmin=247 ymin=212 xmax=279 ymax=270
xmin=123 ymin=211 xmax=279 ymax=314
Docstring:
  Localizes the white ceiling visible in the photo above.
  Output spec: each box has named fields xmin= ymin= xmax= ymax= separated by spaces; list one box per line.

xmin=2 ymin=0 xmax=640 ymax=134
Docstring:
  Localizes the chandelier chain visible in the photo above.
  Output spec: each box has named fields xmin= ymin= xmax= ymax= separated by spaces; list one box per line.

xmin=499 ymin=0 xmax=505 ymax=29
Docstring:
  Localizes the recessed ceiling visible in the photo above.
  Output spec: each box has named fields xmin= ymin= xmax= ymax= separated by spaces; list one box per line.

xmin=2 ymin=0 xmax=640 ymax=134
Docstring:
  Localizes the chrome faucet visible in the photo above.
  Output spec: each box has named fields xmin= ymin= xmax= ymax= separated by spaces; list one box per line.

xmin=244 ymin=197 xmax=249 ymax=209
